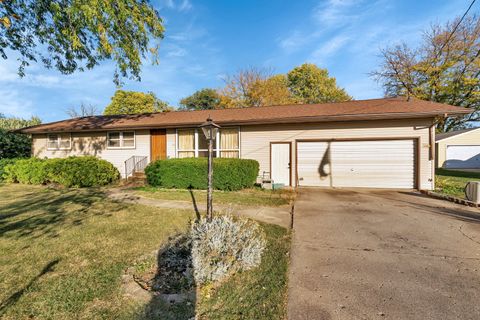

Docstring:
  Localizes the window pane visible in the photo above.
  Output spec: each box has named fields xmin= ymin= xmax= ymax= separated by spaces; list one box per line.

xmin=109 ymin=132 xmax=120 ymax=140
xmin=178 ymin=130 xmax=194 ymax=150
xmin=178 ymin=151 xmax=195 ymax=158
xmin=198 ymin=131 xmax=216 ymax=150
xmin=220 ymin=151 xmax=239 ymax=158
xmin=220 ymin=128 xmax=239 ymax=150
xmin=59 ymin=140 xmax=70 ymax=149
xmin=198 ymin=151 xmax=217 ymax=158
xmin=123 ymin=139 xmax=134 ymax=147
xmin=48 ymin=134 xmax=58 ymax=142
xmin=58 ymin=135 xmax=70 ymax=149
xmin=108 ymin=139 xmax=120 ymax=147
xmin=47 ymin=141 xmax=58 ymax=149
xmin=123 ymin=132 xmax=134 ymax=139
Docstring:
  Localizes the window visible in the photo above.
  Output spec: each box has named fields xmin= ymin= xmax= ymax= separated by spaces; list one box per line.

xmin=47 ymin=133 xmax=71 ymax=150
xmin=177 ymin=129 xmax=195 ymax=158
xmin=107 ymin=131 xmax=135 ymax=148
xmin=176 ymin=128 xmax=239 ymax=158
xmin=219 ymin=128 xmax=239 ymax=158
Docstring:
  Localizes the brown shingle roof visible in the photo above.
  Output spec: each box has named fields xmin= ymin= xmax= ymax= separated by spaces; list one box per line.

xmin=18 ymin=97 xmax=470 ymax=134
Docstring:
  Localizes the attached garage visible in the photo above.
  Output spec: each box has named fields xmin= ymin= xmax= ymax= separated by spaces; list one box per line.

xmin=296 ymin=139 xmax=417 ymax=189
xmin=436 ymin=128 xmax=480 ymax=169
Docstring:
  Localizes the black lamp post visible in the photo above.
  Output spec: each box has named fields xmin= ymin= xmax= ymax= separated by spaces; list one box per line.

xmin=199 ymin=117 xmax=220 ymax=222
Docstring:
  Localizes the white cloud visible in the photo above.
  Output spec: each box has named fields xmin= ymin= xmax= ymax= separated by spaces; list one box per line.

xmin=313 ymin=0 xmax=363 ymax=27
xmin=279 ymin=30 xmax=316 ymax=53
xmin=309 ymin=34 xmax=350 ymax=64
xmin=0 ymin=88 xmax=35 ymax=118
xmin=166 ymin=44 xmax=188 ymax=57
xmin=179 ymin=0 xmax=192 ymax=12
xmin=158 ymin=0 xmax=192 ymax=12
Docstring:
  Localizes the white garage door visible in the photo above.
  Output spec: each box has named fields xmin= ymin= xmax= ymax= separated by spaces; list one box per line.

xmin=297 ymin=140 xmax=415 ymax=189
xmin=445 ymin=145 xmax=480 ymax=169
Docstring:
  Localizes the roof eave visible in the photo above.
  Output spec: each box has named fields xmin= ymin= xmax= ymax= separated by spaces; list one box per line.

xmin=435 ymin=127 xmax=480 ymax=142
xmin=18 ymin=110 xmax=469 ymax=134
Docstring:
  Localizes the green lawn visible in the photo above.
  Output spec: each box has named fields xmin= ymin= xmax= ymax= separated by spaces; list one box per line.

xmin=134 ymin=186 xmax=296 ymax=207
xmin=0 ymin=183 xmax=290 ymax=319
xmin=435 ymin=168 xmax=480 ymax=198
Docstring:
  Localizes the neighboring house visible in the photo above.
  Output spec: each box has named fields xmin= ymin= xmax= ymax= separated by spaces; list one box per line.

xmin=436 ymin=128 xmax=480 ymax=169
xmin=17 ymin=97 xmax=469 ymax=190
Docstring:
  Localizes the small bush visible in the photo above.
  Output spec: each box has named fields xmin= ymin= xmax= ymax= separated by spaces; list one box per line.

xmin=190 ymin=215 xmax=266 ymax=284
xmin=45 ymin=156 xmax=120 ymax=187
xmin=0 ymin=158 xmax=20 ymax=181
xmin=145 ymin=158 xmax=259 ymax=191
xmin=3 ymin=156 xmax=120 ymax=187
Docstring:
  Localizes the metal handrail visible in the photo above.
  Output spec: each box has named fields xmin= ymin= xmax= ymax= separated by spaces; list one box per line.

xmin=135 ymin=156 xmax=148 ymax=173
xmin=124 ymin=155 xmax=148 ymax=178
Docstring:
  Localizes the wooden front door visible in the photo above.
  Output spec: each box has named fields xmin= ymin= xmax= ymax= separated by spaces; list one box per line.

xmin=151 ymin=129 xmax=167 ymax=161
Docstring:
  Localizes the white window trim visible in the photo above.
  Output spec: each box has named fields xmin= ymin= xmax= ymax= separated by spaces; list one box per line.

xmin=176 ymin=127 xmax=240 ymax=158
xmin=47 ymin=133 xmax=72 ymax=151
xmin=106 ymin=131 xmax=136 ymax=149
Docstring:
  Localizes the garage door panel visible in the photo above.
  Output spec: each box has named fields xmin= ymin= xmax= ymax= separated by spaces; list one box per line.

xmin=297 ymin=142 xmax=330 ymax=187
xmin=297 ymin=140 xmax=415 ymax=189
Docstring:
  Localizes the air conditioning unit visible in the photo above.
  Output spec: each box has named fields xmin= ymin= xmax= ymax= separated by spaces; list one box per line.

xmin=465 ymin=181 xmax=480 ymax=204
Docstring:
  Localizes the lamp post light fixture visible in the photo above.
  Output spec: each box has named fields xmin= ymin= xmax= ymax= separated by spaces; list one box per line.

xmin=199 ymin=117 xmax=220 ymax=222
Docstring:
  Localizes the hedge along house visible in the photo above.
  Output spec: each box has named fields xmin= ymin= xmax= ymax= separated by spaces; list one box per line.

xmin=435 ymin=127 xmax=480 ymax=169
xmin=17 ymin=97 xmax=469 ymax=190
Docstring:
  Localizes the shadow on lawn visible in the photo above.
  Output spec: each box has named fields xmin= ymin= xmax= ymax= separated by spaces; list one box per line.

xmin=188 ymin=187 xmax=201 ymax=221
xmin=0 ymin=187 xmax=124 ymax=239
xmin=138 ymin=235 xmax=197 ymax=320
xmin=0 ymin=259 xmax=60 ymax=316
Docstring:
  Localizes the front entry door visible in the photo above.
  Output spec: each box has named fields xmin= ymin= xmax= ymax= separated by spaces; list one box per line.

xmin=271 ymin=143 xmax=291 ymax=186
xmin=151 ymin=129 xmax=167 ymax=161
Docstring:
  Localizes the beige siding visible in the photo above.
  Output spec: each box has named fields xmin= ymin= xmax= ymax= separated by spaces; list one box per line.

xmin=240 ymin=119 xmax=434 ymax=190
xmin=436 ymin=129 xmax=480 ymax=168
xmin=166 ymin=129 xmax=176 ymax=158
xmin=32 ymin=130 xmax=151 ymax=178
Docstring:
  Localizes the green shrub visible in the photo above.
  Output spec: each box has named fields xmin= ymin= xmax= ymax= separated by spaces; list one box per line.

xmin=3 ymin=158 xmax=48 ymax=184
xmin=145 ymin=158 xmax=259 ymax=191
xmin=0 ymin=158 xmax=21 ymax=181
xmin=45 ymin=156 xmax=120 ymax=187
xmin=3 ymin=156 xmax=120 ymax=187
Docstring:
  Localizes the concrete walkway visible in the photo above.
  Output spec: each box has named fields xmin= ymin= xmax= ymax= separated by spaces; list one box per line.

xmin=108 ymin=188 xmax=292 ymax=228
xmin=288 ymin=188 xmax=480 ymax=320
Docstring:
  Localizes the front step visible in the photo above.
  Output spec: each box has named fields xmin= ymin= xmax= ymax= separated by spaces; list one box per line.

xmin=126 ymin=171 xmax=147 ymax=185
xmin=132 ymin=171 xmax=146 ymax=179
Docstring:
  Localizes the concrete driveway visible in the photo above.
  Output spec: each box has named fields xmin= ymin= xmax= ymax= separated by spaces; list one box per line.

xmin=288 ymin=189 xmax=480 ymax=320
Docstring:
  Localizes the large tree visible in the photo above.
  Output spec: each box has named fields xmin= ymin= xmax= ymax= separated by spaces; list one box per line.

xmin=218 ymin=67 xmax=272 ymax=108
xmin=248 ymin=74 xmax=297 ymax=107
xmin=0 ymin=0 xmax=164 ymax=84
xmin=103 ymin=90 xmax=172 ymax=115
xmin=180 ymin=88 xmax=220 ymax=110
xmin=372 ymin=16 xmax=480 ymax=132
xmin=0 ymin=113 xmax=41 ymax=159
xmin=287 ymin=63 xmax=351 ymax=103
xmin=218 ymin=67 xmax=298 ymax=108
xmin=183 ymin=64 xmax=351 ymax=109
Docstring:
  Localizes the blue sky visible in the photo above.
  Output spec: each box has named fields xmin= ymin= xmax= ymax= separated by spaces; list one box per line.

xmin=0 ymin=0 xmax=475 ymax=122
